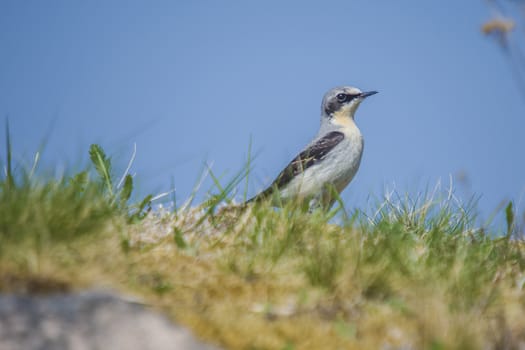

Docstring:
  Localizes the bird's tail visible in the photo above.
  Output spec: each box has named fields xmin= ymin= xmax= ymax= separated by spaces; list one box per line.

xmin=244 ymin=185 xmax=275 ymax=205
xmin=214 ymin=190 xmax=268 ymax=217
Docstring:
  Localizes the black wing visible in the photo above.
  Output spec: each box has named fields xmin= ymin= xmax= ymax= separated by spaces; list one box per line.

xmin=248 ymin=131 xmax=345 ymax=202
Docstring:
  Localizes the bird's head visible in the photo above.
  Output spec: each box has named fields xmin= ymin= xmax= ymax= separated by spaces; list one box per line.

xmin=321 ymin=86 xmax=377 ymax=125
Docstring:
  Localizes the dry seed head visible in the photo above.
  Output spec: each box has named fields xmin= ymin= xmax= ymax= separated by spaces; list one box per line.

xmin=481 ymin=18 xmax=515 ymax=35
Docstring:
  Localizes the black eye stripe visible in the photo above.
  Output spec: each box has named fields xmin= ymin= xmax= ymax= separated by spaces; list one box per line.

xmin=336 ymin=93 xmax=359 ymax=103
xmin=325 ymin=92 xmax=360 ymax=115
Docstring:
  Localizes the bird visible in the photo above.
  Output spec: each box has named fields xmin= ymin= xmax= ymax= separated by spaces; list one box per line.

xmin=246 ymin=86 xmax=377 ymax=211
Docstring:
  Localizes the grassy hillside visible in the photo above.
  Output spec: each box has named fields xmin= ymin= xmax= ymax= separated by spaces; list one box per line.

xmin=1 ymin=141 xmax=524 ymax=349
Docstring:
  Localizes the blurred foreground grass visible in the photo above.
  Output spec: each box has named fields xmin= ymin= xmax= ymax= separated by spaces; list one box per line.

xmin=1 ymin=139 xmax=524 ymax=349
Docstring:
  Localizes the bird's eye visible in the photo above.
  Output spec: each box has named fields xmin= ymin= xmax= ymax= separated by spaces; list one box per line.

xmin=336 ymin=93 xmax=347 ymax=102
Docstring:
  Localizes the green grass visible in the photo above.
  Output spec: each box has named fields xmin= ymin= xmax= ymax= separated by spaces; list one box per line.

xmin=1 ymin=134 xmax=525 ymax=349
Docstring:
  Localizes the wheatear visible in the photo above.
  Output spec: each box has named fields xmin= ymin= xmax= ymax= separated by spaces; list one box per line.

xmin=247 ymin=86 xmax=377 ymax=210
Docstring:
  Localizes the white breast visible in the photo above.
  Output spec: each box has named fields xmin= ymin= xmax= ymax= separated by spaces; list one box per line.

xmin=280 ymin=123 xmax=364 ymax=200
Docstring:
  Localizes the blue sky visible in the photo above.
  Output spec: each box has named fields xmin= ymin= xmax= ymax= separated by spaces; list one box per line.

xmin=1 ymin=1 xmax=524 ymax=225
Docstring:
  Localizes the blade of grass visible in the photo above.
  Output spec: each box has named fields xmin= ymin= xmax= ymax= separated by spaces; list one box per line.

xmin=117 ymin=142 xmax=136 ymax=189
xmin=89 ymin=144 xmax=114 ymax=197
xmin=243 ymin=136 xmax=253 ymax=202
xmin=5 ymin=118 xmax=14 ymax=188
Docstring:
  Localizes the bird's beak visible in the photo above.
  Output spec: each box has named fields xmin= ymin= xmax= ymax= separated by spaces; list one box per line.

xmin=359 ymin=91 xmax=378 ymax=99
